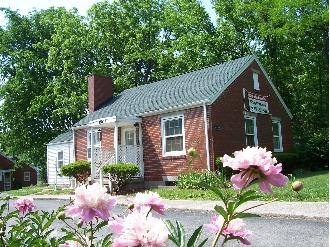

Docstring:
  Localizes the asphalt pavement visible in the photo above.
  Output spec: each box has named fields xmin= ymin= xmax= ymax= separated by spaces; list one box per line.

xmin=31 ymin=194 xmax=329 ymax=221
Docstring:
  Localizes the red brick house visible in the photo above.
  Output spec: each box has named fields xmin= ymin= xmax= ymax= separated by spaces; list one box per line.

xmin=48 ymin=55 xmax=293 ymax=186
xmin=0 ymin=154 xmax=37 ymax=191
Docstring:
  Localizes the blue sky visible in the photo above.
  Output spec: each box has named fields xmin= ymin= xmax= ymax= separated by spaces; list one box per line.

xmin=0 ymin=0 xmax=217 ymax=27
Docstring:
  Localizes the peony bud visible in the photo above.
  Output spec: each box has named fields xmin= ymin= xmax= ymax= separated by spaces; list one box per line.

xmin=57 ymin=211 xmax=66 ymax=220
xmin=292 ymin=181 xmax=303 ymax=192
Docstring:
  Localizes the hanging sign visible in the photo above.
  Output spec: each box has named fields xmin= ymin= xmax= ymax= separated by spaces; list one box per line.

xmin=243 ymin=88 xmax=269 ymax=114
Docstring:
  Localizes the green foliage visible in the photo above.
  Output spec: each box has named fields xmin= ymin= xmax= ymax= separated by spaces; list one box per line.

xmin=273 ymin=152 xmax=300 ymax=173
xmin=298 ymin=128 xmax=329 ymax=170
xmin=0 ymin=197 xmax=69 ymax=246
xmin=177 ymin=170 xmax=228 ymax=190
xmin=102 ymin=163 xmax=139 ymax=192
xmin=60 ymin=160 xmax=90 ymax=184
xmin=165 ymin=220 xmax=207 ymax=247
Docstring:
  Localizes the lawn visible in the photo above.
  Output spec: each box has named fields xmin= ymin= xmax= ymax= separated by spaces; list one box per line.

xmin=152 ymin=170 xmax=329 ymax=202
xmin=4 ymin=184 xmax=74 ymax=197
xmin=2 ymin=170 xmax=328 ymax=202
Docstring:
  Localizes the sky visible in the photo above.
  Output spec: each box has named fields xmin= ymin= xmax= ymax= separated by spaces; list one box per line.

xmin=0 ymin=0 xmax=217 ymax=27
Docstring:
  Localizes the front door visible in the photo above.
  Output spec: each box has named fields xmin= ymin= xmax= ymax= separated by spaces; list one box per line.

xmin=120 ymin=127 xmax=137 ymax=164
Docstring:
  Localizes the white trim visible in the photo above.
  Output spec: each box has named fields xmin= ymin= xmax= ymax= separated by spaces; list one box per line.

xmin=272 ymin=119 xmax=283 ymax=152
xmin=203 ymin=103 xmax=210 ymax=171
xmin=244 ymin=114 xmax=258 ymax=146
xmin=57 ymin=150 xmax=64 ymax=169
xmin=161 ymin=114 xmax=186 ymax=157
xmin=114 ymin=123 xmax=119 ymax=163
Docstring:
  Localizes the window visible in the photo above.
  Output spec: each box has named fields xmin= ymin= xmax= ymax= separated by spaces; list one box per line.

xmin=253 ymin=71 xmax=260 ymax=90
xmin=272 ymin=120 xmax=283 ymax=152
xmin=57 ymin=151 xmax=64 ymax=169
xmin=87 ymin=129 xmax=102 ymax=160
xmin=245 ymin=115 xmax=257 ymax=146
xmin=123 ymin=129 xmax=136 ymax=146
xmin=24 ymin=171 xmax=31 ymax=182
xmin=162 ymin=114 xmax=185 ymax=156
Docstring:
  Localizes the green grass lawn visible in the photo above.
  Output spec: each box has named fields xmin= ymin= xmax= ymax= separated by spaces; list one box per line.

xmin=152 ymin=170 xmax=329 ymax=202
xmin=2 ymin=170 xmax=328 ymax=202
xmin=3 ymin=185 xmax=74 ymax=197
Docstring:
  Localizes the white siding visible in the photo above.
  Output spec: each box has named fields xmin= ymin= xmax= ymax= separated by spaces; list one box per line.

xmin=47 ymin=141 xmax=74 ymax=186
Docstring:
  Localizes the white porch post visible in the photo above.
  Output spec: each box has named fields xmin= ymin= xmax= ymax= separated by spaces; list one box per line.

xmin=138 ymin=122 xmax=142 ymax=146
xmin=114 ymin=122 xmax=119 ymax=164
xmin=90 ymin=128 xmax=95 ymax=181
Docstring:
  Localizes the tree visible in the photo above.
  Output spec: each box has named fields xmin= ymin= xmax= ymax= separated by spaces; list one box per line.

xmin=213 ymin=0 xmax=329 ymax=156
xmin=0 ymin=8 xmax=89 ymax=176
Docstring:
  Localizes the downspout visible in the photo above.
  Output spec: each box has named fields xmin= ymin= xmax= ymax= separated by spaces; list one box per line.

xmin=203 ymin=103 xmax=210 ymax=171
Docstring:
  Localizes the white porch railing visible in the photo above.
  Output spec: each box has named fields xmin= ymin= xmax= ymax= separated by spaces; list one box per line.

xmin=92 ymin=145 xmax=144 ymax=183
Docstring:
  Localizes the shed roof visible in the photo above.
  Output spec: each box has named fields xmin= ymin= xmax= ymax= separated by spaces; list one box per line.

xmin=47 ymin=130 xmax=73 ymax=145
xmin=74 ymin=55 xmax=258 ymax=127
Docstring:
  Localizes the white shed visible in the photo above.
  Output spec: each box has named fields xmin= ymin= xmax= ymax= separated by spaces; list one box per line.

xmin=46 ymin=130 xmax=74 ymax=186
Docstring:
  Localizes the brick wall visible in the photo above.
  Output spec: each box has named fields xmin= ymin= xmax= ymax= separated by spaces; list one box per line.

xmin=209 ymin=61 xmax=293 ymax=164
xmin=142 ymin=107 xmax=208 ymax=181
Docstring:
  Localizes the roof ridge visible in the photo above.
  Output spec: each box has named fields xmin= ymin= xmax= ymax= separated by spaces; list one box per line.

xmin=122 ymin=54 xmax=254 ymax=93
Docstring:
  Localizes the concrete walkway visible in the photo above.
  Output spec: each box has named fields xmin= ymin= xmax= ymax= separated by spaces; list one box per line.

xmin=32 ymin=194 xmax=329 ymax=220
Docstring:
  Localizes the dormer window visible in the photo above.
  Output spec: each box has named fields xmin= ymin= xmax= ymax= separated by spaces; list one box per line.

xmin=253 ymin=71 xmax=260 ymax=90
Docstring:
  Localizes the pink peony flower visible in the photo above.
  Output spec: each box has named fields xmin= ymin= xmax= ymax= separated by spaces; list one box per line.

xmin=132 ymin=191 xmax=166 ymax=215
xmin=109 ymin=210 xmax=168 ymax=247
xmin=65 ymin=183 xmax=117 ymax=222
xmin=59 ymin=240 xmax=82 ymax=247
xmin=14 ymin=197 xmax=36 ymax=215
xmin=204 ymin=216 xmax=252 ymax=245
xmin=203 ymin=214 xmax=224 ymax=233
xmin=222 ymin=147 xmax=288 ymax=192
xmin=223 ymin=218 xmax=252 ymax=245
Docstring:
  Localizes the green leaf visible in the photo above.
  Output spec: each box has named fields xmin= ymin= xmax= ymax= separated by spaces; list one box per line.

xmin=214 ymin=205 xmax=228 ymax=219
xmin=187 ymin=225 xmax=204 ymax=247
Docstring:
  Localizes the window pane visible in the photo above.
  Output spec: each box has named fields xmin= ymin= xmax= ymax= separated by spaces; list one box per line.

xmin=87 ymin=148 xmax=91 ymax=159
xmin=272 ymin=123 xmax=279 ymax=136
xmin=246 ymin=135 xmax=255 ymax=146
xmin=273 ymin=137 xmax=280 ymax=150
xmin=165 ymin=118 xmax=182 ymax=136
xmin=125 ymin=130 xmax=135 ymax=145
xmin=245 ymin=119 xmax=254 ymax=134
xmin=58 ymin=151 xmax=63 ymax=160
xmin=165 ymin=136 xmax=183 ymax=152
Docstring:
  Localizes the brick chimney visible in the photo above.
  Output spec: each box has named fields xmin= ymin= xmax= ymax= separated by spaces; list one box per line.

xmin=88 ymin=75 xmax=113 ymax=113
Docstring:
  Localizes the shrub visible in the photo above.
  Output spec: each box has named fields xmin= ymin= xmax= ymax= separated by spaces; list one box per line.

xmin=215 ymin=157 xmax=233 ymax=180
xmin=60 ymin=160 xmax=90 ymax=184
xmin=273 ymin=152 xmax=300 ymax=173
xmin=177 ymin=170 xmax=226 ymax=190
xmin=102 ymin=163 xmax=140 ymax=192
xmin=299 ymin=128 xmax=329 ymax=170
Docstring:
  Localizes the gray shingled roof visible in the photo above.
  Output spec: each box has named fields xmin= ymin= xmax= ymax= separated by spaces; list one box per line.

xmin=47 ymin=130 xmax=73 ymax=145
xmin=74 ymin=55 xmax=255 ymax=127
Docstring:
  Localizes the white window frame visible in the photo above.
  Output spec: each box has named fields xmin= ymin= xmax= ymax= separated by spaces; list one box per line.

xmin=161 ymin=114 xmax=185 ymax=157
xmin=24 ymin=171 xmax=31 ymax=182
xmin=87 ymin=129 xmax=102 ymax=160
xmin=253 ymin=71 xmax=260 ymax=90
xmin=57 ymin=150 xmax=64 ymax=169
xmin=272 ymin=119 xmax=283 ymax=152
xmin=244 ymin=115 xmax=258 ymax=147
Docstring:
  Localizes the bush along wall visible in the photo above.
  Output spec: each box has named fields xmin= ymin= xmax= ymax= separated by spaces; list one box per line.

xmin=102 ymin=163 xmax=140 ymax=192
xmin=60 ymin=160 xmax=91 ymax=184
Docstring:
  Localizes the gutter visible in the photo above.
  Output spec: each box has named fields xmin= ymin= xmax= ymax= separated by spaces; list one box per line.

xmin=203 ymin=102 xmax=211 ymax=171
